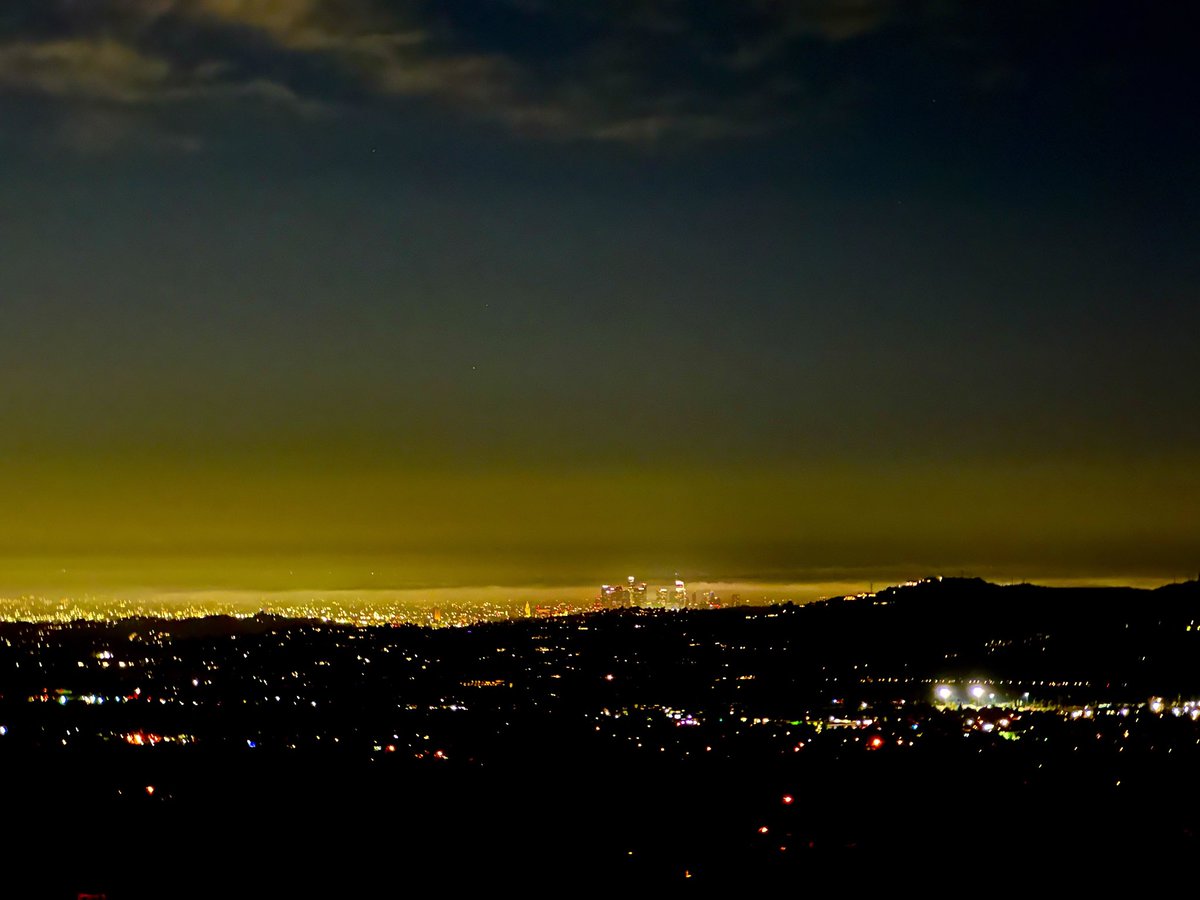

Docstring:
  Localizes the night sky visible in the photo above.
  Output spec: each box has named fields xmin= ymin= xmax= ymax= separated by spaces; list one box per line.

xmin=0 ymin=1 xmax=1197 ymax=595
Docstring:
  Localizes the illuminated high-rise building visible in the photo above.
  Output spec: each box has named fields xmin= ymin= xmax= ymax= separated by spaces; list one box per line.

xmin=601 ymin=583 xmax=631 ymax=607
xmin=601 ymin=576 xmax=647 ymax=608
xmin=629 ymin=577 xmax=647 ymax=607
xmin=673 ymin=578 xmax=687 ymax=609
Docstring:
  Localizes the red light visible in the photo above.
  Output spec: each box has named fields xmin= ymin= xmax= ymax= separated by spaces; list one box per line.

xmin=782 ymin=795 xmax=794 ymax=805
xmin=758 ymin=826 xmax=769 ymax=834
xmin=868 ymin=736 xmax=884 ymax=749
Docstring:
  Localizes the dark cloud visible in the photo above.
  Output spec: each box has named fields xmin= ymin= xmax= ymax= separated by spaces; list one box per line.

xmin=0 ymin=0 xmax=902 ymax=144
xmin=0 ymin=1 xmax=1194 ymax=150
xmin=0 ymin=37 xmax=171 ymax=102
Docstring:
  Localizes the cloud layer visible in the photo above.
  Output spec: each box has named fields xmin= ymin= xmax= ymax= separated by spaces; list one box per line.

xmin=0 ymin=2 xmax=1193 ymax=152
xmin=0 ymin=0 xmax=907 ymax=144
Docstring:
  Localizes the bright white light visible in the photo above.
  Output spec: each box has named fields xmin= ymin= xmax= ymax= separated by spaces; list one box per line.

xmin=969 ymin=685 xmax=985 ymax=700
xmin=935 ymin=686 xmax=953 ymax=701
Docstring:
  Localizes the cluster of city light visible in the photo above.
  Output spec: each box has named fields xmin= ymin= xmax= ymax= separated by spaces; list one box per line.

xmin=0 ymin=595 xmax=268 ymax=624
xmin=0 ymin=593 xmax=621 ymax=627
xmin=124 ymin=731 xmax=194 ymax=746
xmin=663 ymin=707 xmax=702 ymax=726
xmin=933 ymin=684 xmax=1200 ymax=724
xmin=933 ymin=683 xmax=999 ymax=706
xmin=1147 ymin=697 xmax=1200 ymax=719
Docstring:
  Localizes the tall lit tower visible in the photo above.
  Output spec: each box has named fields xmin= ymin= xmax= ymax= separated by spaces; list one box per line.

xmin=601 ymin=584 xmax=631 ymax=607
xmin=629 ymin=577 xmax=647 ymax=607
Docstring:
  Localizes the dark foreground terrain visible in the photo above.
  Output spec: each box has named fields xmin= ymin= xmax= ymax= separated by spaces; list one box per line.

xmin=3 ymin=577 xmax=1199 ymax=896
